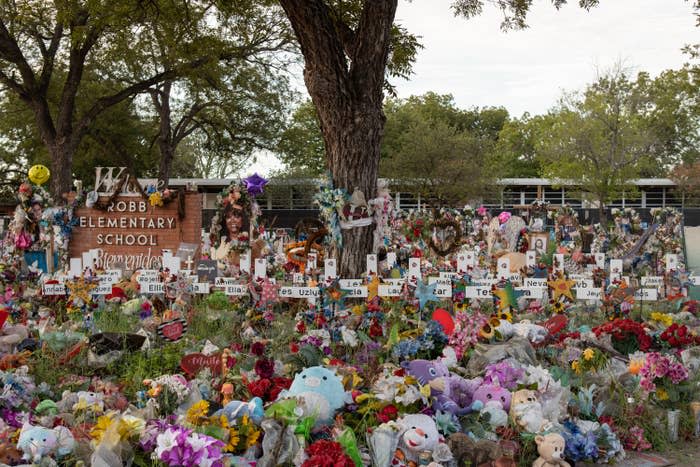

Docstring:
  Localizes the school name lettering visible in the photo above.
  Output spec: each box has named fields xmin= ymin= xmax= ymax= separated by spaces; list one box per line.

xmin=78 ymin=201 xmax=177 ymax=247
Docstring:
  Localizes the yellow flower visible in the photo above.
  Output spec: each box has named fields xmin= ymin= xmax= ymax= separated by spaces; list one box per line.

xmin=656 ymin=388 xmax=669 ymax=401
xmin=149 ymin=192 xmax=163 ymax=207
xmin=571 ymin=360 xmax=581 ymax=374
xmin=246 ymin=428 xmax=261 ymax=448
xmin=90 ymin=414 xmax=115 ymax=442
xmin=651 ymin=312 xmax=673 ymax=327
xmin=117 ymin=415 xmax=145 ymax=439
xmin=582 ymin=348 xmax=595 ymax=361
xmin=226 ymin=427 xmax=240 ymax=452
xmin=186 ymin=400 xmax=210 ymax=426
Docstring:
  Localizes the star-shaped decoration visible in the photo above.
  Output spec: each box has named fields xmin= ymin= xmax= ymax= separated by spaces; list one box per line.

xmin=243 ymin=173 xmax=268 ymax=197
xmin=66 ymin=277 xmax=97 ymax=304
xmin=323 ymin=278 xmax=348 ymax=308
xmin=414 ymin=279 xmax=438 ymax=310
xmin=548 ymin=277 xmax=576 ymax=302
xmin=367 ymin=275 xmax=381 ymax=301
xmin=493 ymin=281 xmax=524 ymax=312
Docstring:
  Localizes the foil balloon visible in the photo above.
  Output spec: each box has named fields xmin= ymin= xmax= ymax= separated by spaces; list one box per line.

xmin=28 ymin=165 xmax=50 ymax=185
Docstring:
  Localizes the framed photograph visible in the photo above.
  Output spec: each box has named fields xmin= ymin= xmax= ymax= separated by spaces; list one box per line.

xmin=529 ymin=232 xmax=549 ymax=254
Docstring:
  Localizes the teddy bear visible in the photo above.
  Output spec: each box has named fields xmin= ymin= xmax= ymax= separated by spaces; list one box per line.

xmin=276 ymin=366 xmax=349 ymax=426
xmin=401 ymin=359 xmax=482 ymax=416
xmin=0 ymin=441 xmax=24 ymax=466
xmin=512 ymin=320 xmax=548 ymax=344
xmin=510 ymin=389 xmax=548 ymax=433
xmin=392 ymin=413 xmax=442 ymax=466
xmin=16 ymin=421 xmax=75 ymax=463
xmin=533 ymin=433 xmax=570 ymax=467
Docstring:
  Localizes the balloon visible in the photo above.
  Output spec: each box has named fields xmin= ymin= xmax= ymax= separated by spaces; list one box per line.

xmin=28 ymin=165 xmax=50 ymax=185
xmin=432 ymin=308 xmax=455 ymax=335
xmin=243 ymin=173 xmax=268 ymax=197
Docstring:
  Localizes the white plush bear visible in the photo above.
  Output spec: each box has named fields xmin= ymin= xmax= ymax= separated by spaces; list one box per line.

xmin=513 ymin=320 xmax=548 ymax=344
xmin=393 ymin=414 xmax=441 ymax=465
xmin=510 ymin=389 xmax=548 ymax=433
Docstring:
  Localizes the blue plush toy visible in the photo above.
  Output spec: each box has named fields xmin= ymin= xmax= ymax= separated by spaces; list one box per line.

xmin=214 ymin=396 xmax=264 ymax=424
xmin=278 ymin=366 xmax=348 ymax=425
xmin=16 ymin=422 xmax=75 ymax=463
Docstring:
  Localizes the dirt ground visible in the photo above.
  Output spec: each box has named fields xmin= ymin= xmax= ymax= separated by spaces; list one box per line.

xmin=665 ymin=441 xmax=700 ymax=466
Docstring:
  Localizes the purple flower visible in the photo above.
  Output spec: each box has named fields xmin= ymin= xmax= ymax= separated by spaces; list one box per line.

xmin=1 ymin=408 xmax=22 ymax=428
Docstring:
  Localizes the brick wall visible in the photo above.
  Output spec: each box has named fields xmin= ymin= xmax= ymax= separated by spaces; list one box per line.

xmin=69 ymin=193 xmax=202 ymax=268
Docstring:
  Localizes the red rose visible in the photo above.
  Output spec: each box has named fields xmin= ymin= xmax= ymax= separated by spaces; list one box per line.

xmin=251 ymin=342 xmax=266 ymax=356
xmin=247 ymin=378 xmax=271 ymax=398
xmin=289 ymin=342 xmax=299 ymax=353
xmin=269 ymin=377 xmax=292 ymax=400
xmin=296 ymin=321 xmax=306 ymax=334
xmin=377 ymin=404 xmax=398 ymax=423
xmin=254 ymin=358 xmax=275 ymax=379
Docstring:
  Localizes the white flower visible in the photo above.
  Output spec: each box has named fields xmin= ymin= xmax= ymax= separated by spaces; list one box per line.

xmin=341 ymin=326 xmax=358 ymax=347
xmin=155 ymin=429 xmax=179 ymax=458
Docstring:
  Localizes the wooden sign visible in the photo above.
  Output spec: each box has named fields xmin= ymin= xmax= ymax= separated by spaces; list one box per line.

xmin=69 ymin=193 xmax=201 ymax=270
xmin=157 ymin=318 xmax=187 ymax=342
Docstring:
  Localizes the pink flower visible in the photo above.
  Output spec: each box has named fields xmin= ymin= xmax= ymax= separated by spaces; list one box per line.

xmin=498 ymin=211 xmax=512 ymax=224
xmin=477 ymin=205 xmax=488 ymax=217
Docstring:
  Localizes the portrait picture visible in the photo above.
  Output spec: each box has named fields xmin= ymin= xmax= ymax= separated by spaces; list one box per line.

xmin=529 ymin=232 xmax=548 ymax=254
xmin=220 ymin=200 xmax=250 ymax=243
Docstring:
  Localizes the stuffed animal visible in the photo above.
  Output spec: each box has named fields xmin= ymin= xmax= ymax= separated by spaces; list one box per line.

xmin=447 ymin=433 xmax=504 ymax=467
xmin=16 ymin=422 xmax=75 ymax=463
xmin=0 ymin=323 xmax=28 ymax=353
xmin=73 ymin=390 xmax=105 ymax=412
xmin=0 ymin=441 xmax=23 ymax=466
xmin=513 ymin=321 xmax=548 ymax=344
xmin=510 ymin=389 xmax=548 ymax=434
xmin=392 ymin=414 xmax=441 ymax=466
xmin=277 ymin=366 xmax=347 ymax=426
xmin=214 ymin=396 xmax=264 ymax=424
xmin=0 ymin=350 xmax=30 ymax=370
xmin=471 ymin=384 xmax=512 ymax=412
xmin=401 ymin=359 xmax=481 ymax=416
xmin=533 ymin=433 xmax=570 ymax=467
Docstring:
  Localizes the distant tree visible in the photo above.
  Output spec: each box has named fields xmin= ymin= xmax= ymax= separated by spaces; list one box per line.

xmin=380 ymin=93 xmax=504 ymax=206
xmin=493 ymin=113 xmax=545 ymax=178
xmin=277 ymin=100 xmax=327 ymax=176
xmin=537 ymin=68 xmax=656 ymax=225
xmin=670 ymin=161 xmax=700 ymax=206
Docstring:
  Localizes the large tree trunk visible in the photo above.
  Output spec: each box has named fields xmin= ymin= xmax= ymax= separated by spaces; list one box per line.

xmin=279 ymin=0 xmax=397 ymax=277
xmin=49 ymin=144 xmax=74 ymax=201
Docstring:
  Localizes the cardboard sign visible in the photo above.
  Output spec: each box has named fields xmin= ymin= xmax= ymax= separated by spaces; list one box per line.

xmin=386 ymin=252 xmax=397 ymax=269
xmin=526 ymin=251 xmax=536 ymax=267
xmin=254 ymin=258 xmax=267 ymax=279
xmin=457 ymin=250 xmax=475 ymax=273
xmin=324 ymin=258 xmax=337 ymax=281
xmin=92 ymin=283 xmax=113 ymax=295
xmin=342 ymin=286 xmax=368 ymax=298
xmin=224 ymin=284 xmax=248 ymax=296
xmin=137 ymin=270 xmax=159 ymax=284
xmin=515 ymin=286 xmax=543 ymax=298
xmin=641 ymin=276 xmax=663 ymax=287
xmin=366 ymin=254 xmax=378 ymax=276
xmin=196 ymin=260 xmax=218 ymax=283
xmin=42 ymin=283 xmax=66 ymax=295
xmin=463 ymin=286 xmax=492 ymax=298
xmin=524 ymin=278 xmax=548 ymax=288
xmin=576 ymin=288 xmax=602 ymax=300
xmin=340 ymin=279 xmax=363 ymax=288
xmin=379 ymin=284 xmax=402 ymax=297
xmin=144 ymin=282 xmax=165 ymax=294
xmin=192 ymin=282 xmax=211 ymax=294
xmin=595 ymin=253 xmax=605 ymax=269
xmin=278 ymin=287 xmax=320 ymax=298
xmin=497 ymin=258 xmax=510 ymax=279
xmin=157 ymin=318 xmax=187 ymax=342
xmin=665 ymin=254 xmax=678 ymax=272
xmin=634 ymin=288 xmax=659 ymax=301
xmin=408 ymin=258 xmax=421 ymax=284
xmin=609 ymin=259 xmax=623 ymax=280
xmin=240 ymin=250 xmax=251 ymax=274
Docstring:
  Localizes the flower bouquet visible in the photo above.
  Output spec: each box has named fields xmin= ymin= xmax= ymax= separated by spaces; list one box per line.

xmin=638 ymin=352 xmax=691 ymax=408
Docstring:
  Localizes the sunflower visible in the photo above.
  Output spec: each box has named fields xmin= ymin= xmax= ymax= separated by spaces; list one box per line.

xmin=552 ymin=301 xmax=566 ymax=314
xmin=226 ymin=427 xmax=240 ymax=452
xmin=480 ymin=316 xmax=500 ymax=339
xmin=498 ymin=309 xmax=513 ymax=322
xmin=186 ymin=400 xmax=210 ymax=426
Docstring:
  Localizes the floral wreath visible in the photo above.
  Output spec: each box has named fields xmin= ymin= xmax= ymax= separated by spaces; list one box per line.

xmin=209 ymin=182 xmax=256 ymax=253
